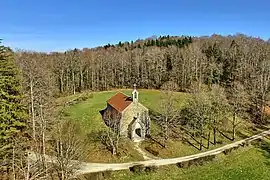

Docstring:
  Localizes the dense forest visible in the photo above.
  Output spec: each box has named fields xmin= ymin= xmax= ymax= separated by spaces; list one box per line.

xmin=1 ymin=34 xmax=270 ymax=179
xmin=15 ymin=34 xmax=270 ymax=121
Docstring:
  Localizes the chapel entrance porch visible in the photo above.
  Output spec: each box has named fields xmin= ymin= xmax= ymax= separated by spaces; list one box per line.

xmin=130 ymin=119 xmax=145 ymax=142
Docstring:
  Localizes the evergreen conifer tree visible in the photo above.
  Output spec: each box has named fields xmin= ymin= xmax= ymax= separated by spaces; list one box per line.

xmin=0 ymin=41 xmax=26 ymax=142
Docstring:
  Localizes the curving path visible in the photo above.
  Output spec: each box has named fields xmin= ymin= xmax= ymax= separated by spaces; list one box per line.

xmin=134 ymin=142 xmax=160 ymax=160
xmin=29 ymin=130 xmax=270 ymax=175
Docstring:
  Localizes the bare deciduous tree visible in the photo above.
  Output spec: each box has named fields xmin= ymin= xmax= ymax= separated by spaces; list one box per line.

xmin=102 ymin=109 xmax=121 ymax=155
xmin=227 ymin=81 xmax=249 ymax=140
xmin=182 ymin=90 xmax=212 ymax=150
xmin=209 ymin=85 xmax=229 ymax=144
xmin=51 ymin=121 xmax=88 ymax=180
xmin=159 ymin=81 xmax=180 ymax=141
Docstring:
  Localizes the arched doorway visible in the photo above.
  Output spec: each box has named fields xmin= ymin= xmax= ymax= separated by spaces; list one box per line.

xmin=135 ymin=128 xmax=142 ymax=137
xmin=132 ymin=120 xmax=145 ymax=142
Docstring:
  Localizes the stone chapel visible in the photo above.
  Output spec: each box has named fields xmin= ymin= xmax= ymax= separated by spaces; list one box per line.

xmin=100 ymin=85 xmax=150 ymax=141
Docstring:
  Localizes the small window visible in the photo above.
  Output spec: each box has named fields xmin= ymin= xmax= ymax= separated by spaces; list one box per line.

xmin=134 ymin=92 xmax=137 ymax=99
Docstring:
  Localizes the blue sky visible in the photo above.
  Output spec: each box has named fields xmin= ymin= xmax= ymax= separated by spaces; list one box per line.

xmin=1 ymin=0 xmax=270 ymax=52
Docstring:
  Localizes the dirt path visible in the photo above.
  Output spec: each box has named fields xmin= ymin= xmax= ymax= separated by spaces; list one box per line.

xmin=29 ymin=129 xmax=270 ymax=175
xmin=134 ymin=142 xmax=159 ymax=160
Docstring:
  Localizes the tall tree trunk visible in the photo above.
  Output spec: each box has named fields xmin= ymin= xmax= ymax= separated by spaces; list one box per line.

xmin=207 ymin=130 xmax=211 ymax=149
xmin=213 ymin=119 xmax=216 ymax=145
xmin=86 ymin=68 xmax=89 ymax=89
xmin=91 ymin=69 xmax=94 ymax=90
xmin=66 ymin=69 xmax=69 ymax=93
xmin=199 ymin=61 xmax=202 ymax=90
xmin=213 ymin=128 xmax=216 ymax=145
xmin=232 ymin=111 xmax=236 ymax=140
xmin=72 ymin=71 xmax=75 ymax=95
xmin=30 ymin=79 xmax=35 ymax=141
xmin=12 ymin=143 xmax=16 ymax=180
xmin=80 ymin=67 xmax=83 ymax=92
xmin=121 ymin=60 xmax=124 ymax=87
xmin=165 ymin=116 xmax=168 ymax=141
xmin=260 ymin=93 xmax=265 ymax=123
xmin=40 ymin=105 xmax=47 ymax=177
xmin=200 ymin=127 xmax=203 ymax=150
xmin=26 ymin=157 xmax=30 ymax=180
xmin=60 ymin=69 xmax=64 ymax=93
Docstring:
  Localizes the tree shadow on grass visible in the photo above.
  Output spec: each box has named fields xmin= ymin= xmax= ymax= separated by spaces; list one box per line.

xmin=182 ymin=137 xmax=201 ymax=150
xmin=255 ymin=139 xmax=270 ymax=166
xmin=236 ymin=131 xmax=250 ymax=139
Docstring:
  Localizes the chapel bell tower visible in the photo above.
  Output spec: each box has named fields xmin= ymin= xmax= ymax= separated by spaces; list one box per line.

xmin=132 ymin=84 xmax=139 ymax=103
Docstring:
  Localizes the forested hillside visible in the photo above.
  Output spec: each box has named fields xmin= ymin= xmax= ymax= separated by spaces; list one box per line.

xmin=15 ymin=34 xmax=270 ymax=123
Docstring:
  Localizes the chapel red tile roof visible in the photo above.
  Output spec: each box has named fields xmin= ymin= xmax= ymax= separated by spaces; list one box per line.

xmin=107 ymin=92 xmax=133 ymax=112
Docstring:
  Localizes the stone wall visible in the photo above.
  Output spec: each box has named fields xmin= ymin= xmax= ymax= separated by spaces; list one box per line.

xmin=120 ymin=102 xmax=149 ymax=138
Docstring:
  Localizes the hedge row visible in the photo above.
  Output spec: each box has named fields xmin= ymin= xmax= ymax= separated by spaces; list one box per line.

xmin=177 ymin=155 xmax=216 ymax=168
xmin=129 ymin=164 xmax=158 ymax=173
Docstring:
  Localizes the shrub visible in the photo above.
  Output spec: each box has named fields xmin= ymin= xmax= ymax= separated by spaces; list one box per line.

xmin=241 ymin=141 xmax=249 ymax=147
xmin=251 ymin=139 xmax=263 ymax=146
xmin=192 ymin=157 xmax=205 ymax=166
xmin=101 ymin=170 xmax=112 ymax=179
xmin=206 ymin=155 xmax=216 ymax=161
xmin=77 ymin=93 xmax=92 ymax=102
xmin=177 ymin=161 xmax=190 ymax=168
xmin=145 ymin=166 xmax=158 ymax=173
xmin=177 ymin=155 xmax=216 ymax=169
xmin=232 ymin=145 xmax=240 ymax=151
xmin=83 ymin=172 xmax=103 ymax=180
xmin=77 ymin=96 xmax=88 ymax=102
xmin=83 ymin=170 xmax=112 ymax=180
xmin=88 ymin=93 xmax=94 ymax=98
xmin=61 ymin=110 xmax=70 ymax=117
xmin=87 ymin=130 xmax=107 ymax=143
xmin=199 ymin=155 xmax=216 ymax=162
xmin=130 ymin=164 xmax=145 ymax=173
xmin=242 ymin=141 xmax=250 ymax=147
xmin=188 ymin=159 xmax=196 ymax=166
xmin=223 ymin=148 xmax=232 ymax=155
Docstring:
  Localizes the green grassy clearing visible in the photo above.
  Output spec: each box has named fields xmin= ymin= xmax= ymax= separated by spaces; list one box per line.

xmin=56 ymin=89 xmax=266 ymax=162
xmin=56 ymin=89 xmax=189 ymax=162
xmin=59 ymin=89 xmax=187 ymax=135
xmin=110 ymin=139 xmax=270 ymax=180
xmin=140 ymin=121 xmax=257 ymax=159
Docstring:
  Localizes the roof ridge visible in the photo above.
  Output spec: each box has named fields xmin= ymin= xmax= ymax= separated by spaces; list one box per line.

xmin=106 ymin=92 xmax=130 ymax=101
xmin=106 ymin=92 xmax=133 ymax=112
